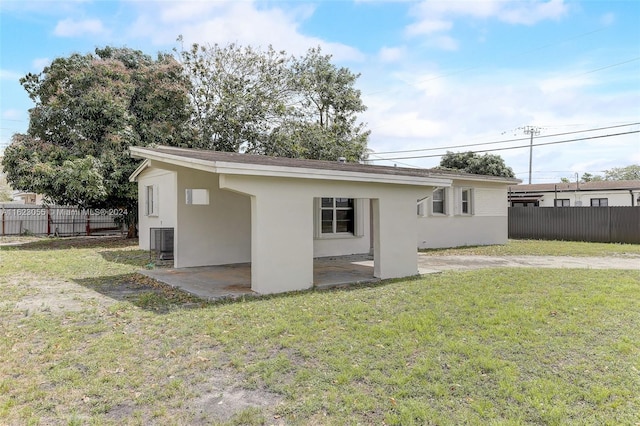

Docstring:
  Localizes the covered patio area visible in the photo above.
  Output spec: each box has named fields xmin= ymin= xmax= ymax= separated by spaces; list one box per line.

xmin=141 ymin=255 xmax=381 ymax=301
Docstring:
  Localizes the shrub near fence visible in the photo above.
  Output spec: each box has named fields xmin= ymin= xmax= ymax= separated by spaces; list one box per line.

xmin=509 ymin=206 xmax=640 ymax=244
xmin=0 ymin=205 xmax=125 ymax=236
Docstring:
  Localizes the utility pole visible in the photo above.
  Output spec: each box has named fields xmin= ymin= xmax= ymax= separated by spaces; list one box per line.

xmin=523 ymin=126 xmax=540 ymax=184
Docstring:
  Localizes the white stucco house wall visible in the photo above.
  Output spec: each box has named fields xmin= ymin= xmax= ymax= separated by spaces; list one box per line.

xmin=11 ymin=191 xmax=45 ymax=205
xmin=417 ymin=179 xmax=515 ymax=249
xmin=508 ymin=180 xmax=640 ymax=207
xmin=130 ymin=146 xmax=518 ymax=295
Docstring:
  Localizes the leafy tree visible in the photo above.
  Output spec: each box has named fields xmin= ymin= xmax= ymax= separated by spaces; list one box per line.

xmin=0 ymin=158 xmax=13 ymax=202
xmin=2 ymin=47 xmax=193 ymax=233
xmin=604 ymin=164 xmax=640 ymax=181
xmin=438 ymin=151 xmax=515 ymax=178
xmin=580 ymin=172 xmax=603 ymax=182
xmin=176 ymin=39 xmax=292 ymax=153
xmin=263 ymin=47 xmax=369 ymax=161
xmin=177 ymin=41 xmax=369 ymax=161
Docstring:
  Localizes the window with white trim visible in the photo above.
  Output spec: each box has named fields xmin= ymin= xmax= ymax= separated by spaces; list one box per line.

xmin=145 ymin=185 xmax=159 ymax=216
xmin=452 ymin=187 xmax=474 ymax=215
xmin=321 ymin=197 xmax=354 ymax=234
xmin=432 ymin=188 xmax=446 ymax=214
xmin=461 ymin=188 xmax=472 ymax=214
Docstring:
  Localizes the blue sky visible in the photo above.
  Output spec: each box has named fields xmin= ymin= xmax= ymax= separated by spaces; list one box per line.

xmin=1 ymin=0 xmax=639 ymax=182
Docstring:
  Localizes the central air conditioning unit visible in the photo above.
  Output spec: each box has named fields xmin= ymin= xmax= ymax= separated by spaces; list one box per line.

xmin=150 ymin=227 xmax=174 ymax=262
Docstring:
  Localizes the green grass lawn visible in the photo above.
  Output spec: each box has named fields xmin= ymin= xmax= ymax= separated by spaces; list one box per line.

xmin=421 ymin=239 xmax=640 ymax=257
xmin=1 ymin=237 xmax=639 ymax=425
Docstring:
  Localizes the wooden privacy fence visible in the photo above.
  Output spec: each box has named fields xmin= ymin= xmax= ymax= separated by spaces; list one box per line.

xmin=509 ymin=206 xmax=640 ymax=244
xmin=0 ymin=205 xmax=126 ymax=237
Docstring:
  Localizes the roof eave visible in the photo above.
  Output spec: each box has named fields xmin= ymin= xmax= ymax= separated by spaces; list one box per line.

xmin=129 ymin=158 xmax=150 ymax=182
xmin=130 ymin=147 xmax=452 ymax=187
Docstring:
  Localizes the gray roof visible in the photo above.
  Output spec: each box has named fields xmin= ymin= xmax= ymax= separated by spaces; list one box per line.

xmin=510 ymin=180 xmax=640 ymax=193
xmin=134 ymin=146 xmax=520 ymax=184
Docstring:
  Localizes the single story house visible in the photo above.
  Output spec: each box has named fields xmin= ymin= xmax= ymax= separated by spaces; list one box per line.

xmin=130 ymin=146 xmax=518 ymax=295
xmin=11 ymin=191 xmax=44 ymax=205
xmin=508 ymin=180 xmax=640 ymax=207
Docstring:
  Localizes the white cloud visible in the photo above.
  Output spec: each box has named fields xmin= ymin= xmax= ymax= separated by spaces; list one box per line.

xmin=499 ymin=0 xmax=569 ymax=25
xmin=32 ymin=58 xmax=51 ymax=71
xmin=600 ymin=12 xmax=615 ymax=27
xmin=54 ymin=18 xmax=106 ymax=37
xmin=413 ymin=0 xmax=502 ymax=20
xmin=158 ymin=1 xmax=226 ymax=23
xmin=359 ymin=62 xmax=639 ymax=178
xmin=428 ymin=35 xmax=459 ymax=51
xmin=405 ymin=19 xmax=452 ymax=36
xmin=413 ymin=0 xmax=569 ymax=24
xmin=378 ymin=46 xmax=406 ymax=63
xmin=0 ymin=69 xmax=22 ymax=81
xmin=407 ymin=0 xmax=570 ymax=49
xmin=126 ymin=1 xmax=364 ymax=62
xmin=378 ymin=116 xmax=443 ymax=140
xmin=538 ymin=75 xmax=594 ymax=93
xmin=2 ymin=109 xmax=23 ymax=120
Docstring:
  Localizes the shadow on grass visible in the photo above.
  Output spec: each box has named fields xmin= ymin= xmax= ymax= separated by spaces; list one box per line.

xmin=206 ymin=273 xmax=429 ymax=308
xmin=98 ymin=248 xmax=153 ymax=268
xmin=1 ymin=235 xmax=137 ymax=251
xmin=419 ymin=244 xmax=494 ymax=253
xmin=73 ymin=269 xmax=430 ymax=314
xmin=73 ymin=273 xmax=211 ymax=314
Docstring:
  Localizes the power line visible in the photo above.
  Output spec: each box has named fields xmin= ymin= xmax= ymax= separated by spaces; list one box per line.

xmin=366 ymin=153 xmax=419 ymax=169
xmin=367 ymin=130 xmax=640 ymax=162
xmin=574 ymin=56 xmax=640 ymax=77
xmin=372 ymin=122 xmax=640 ymax=155
xmin=514 ymin=170 xmax=606 ymax=175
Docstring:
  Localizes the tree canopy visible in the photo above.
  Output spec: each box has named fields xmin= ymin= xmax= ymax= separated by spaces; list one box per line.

xmin=0 ymin=159 xmax=13 ymax=202
xmin=560 ymin=165 xmax=640 ymax=183
xmin=579 ymin=172 xmax=603 ymax=182
xmin=2 ymin=42 xmax=370 ymax=231
xmin=603 ymin=164 xmax=640 ymax=181
xmin=437 ymin=151 xmax=515 ymax=178
xmin=2 ymin=46 xmax=193 ymax=212
xmin=176 ymin=40 xmax=369 ymax=161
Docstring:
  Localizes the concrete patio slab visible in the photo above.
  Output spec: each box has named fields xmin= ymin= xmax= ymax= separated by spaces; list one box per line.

xmin=140 ymin=254 xmax=381 ymax=300
xmin=142 ymin=263 xmax=253 ymax=300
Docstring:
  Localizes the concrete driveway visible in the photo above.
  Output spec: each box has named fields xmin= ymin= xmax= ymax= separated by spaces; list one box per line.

xmin=418 ymin=254 xmax=640 ymax=273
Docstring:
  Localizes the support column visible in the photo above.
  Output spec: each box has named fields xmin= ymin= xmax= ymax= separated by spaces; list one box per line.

xmin=250 ymin=194 xmax=314 ymax=294
xmin=372 ymin=196 xmax=419 ymax=279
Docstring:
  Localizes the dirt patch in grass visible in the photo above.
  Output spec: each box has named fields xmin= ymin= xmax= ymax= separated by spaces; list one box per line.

xmin=9 ymin=275 xmax=115 ymax=315
xmin=190 ymin=371 xmax=284 ymax=424
xmin=2 ymin=272 xmax=196 ymax=316
xmin=1 ymin=235 xmax=135 ymax=250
